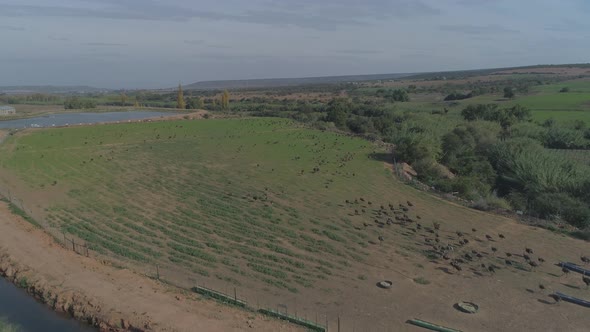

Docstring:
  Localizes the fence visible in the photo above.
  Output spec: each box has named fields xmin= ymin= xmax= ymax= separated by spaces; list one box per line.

xmin=0 ymin=188 xmax=342 ymax=331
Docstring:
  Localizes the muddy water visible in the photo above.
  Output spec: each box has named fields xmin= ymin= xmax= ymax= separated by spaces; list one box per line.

xmin=0 ymin=278 xmax=95 ymax=331
xmin=0 ymin=111 xmax=177 ymax=129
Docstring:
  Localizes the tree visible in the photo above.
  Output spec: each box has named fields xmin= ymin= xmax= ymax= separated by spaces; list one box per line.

xmin=134 ymin=97 xmax=140 ymax=108
xmin=325 ymin=98 xmax=352 ymax=128
xmin=176 ymin=84 xmax=186 ymax=110
xmin=186 ymin=97 xmax=204 ymax=110
xmin=503 ymin=87 xmax=515 ymax=99
xmin=221 ymin=90 xmax=230 ymax=110
xmin=121 ymin=93 xmax=128 ymax=106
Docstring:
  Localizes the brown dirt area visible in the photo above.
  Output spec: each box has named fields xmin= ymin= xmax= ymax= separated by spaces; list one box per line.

xmin=4 ymin=170 xmax=590 ymax=332
xmin=0 ymin=200 xmax=302 ymax=332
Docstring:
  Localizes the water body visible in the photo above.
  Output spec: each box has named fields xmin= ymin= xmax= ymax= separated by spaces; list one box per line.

xmin=0 ymin=111 xmax=177 ymax=129
xmin=0 ymin=278 xmax=96 ymax=332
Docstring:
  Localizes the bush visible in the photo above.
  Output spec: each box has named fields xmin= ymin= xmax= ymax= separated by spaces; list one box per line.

xmin=545 ymin=126 xmax=588 ymax=149
xmin=444 ymin=92 xmax=472 ymax=101
xmin=64 ymin=97 xmax=96 ymax=109
xmin=530 ymin=193 xmax=590 ymax=228
xmin=471 ymin=194 xmax=511 ymax=211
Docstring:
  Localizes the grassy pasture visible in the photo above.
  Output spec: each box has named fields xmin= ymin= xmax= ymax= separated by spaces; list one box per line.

xmin=0 ymin=118 xmax=401 ymax=293
xmin=2 ymin=117 xmax=590 ymax=330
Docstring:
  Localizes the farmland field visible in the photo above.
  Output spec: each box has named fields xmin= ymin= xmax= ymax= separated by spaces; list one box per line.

xmin=1 ymin=117 xmax=590 ymax=331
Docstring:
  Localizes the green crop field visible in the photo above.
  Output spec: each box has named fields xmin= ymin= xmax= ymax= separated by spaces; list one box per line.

xmin=0 ymin=118 xmax=416 ymax=294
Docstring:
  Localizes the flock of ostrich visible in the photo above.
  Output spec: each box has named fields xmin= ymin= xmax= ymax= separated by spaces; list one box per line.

xmin=346 ymin=196 xmax=590 ymax=302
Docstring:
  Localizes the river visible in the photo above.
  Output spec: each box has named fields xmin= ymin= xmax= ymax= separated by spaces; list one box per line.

xmin=0 ymin=111 xmax=177 ymax=129
xmin=0 ymin=278 xmax=95 ymax=332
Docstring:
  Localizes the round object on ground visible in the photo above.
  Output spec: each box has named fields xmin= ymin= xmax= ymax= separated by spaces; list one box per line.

xmin=455 ymin=301 xmax=479 ymax=314
xmin=377 ymin=280 xmax=393 ymax=289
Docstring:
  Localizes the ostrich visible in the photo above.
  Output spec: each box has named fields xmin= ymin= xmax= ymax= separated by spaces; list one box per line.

xmin=539 ymin=284 xmax=546 ymax=291
xmin=471 ymin=228 xmax=477 ymax=233
xmin=549 ymin=294 xmax=561 ymax=304
xmin=528 ymin=260 xmax=539 ymax=271
xmin=498 ymin=234 xmax=505 ymax=239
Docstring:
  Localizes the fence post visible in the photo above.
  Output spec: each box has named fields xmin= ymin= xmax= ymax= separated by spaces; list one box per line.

xmin=156 ymin=264 xmax=160 ymax=280
xmin=72 ymin=238 xmax=75 ymax=252
xmin=234 ymin=287 xmax=237 ymax=302
xmin=338 ymin=315 xmax=340 ymax=332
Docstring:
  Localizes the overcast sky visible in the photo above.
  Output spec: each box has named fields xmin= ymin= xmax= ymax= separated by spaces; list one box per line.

xmin=0 ymin=0 xmax=589 ymax=89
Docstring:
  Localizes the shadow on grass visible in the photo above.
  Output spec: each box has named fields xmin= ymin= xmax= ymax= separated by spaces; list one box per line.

xmin=562 ymin=283 xmax=581 ymax=290
xmin=435 ymin=267 xmax=453 ymax=275
xmin=537 ymin=298 xmax=555 ymax=305
xmin=368 ymin=152 xmax=392 ymax=163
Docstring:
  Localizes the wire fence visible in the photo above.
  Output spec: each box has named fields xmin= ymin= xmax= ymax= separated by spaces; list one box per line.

xmin=0 ymin=186 xmax=347 ymax=331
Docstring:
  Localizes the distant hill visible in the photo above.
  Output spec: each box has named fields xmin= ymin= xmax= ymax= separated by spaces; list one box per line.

xmin=401 ymin=63 xmax=590 ymax=80
xmin=184 ymin=73 xmax=416 ymax=90
xmin=0 ymin=86 xmax=109 ymax=94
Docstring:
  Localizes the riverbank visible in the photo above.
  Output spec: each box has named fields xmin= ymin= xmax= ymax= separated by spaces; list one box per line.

xmin=0 ymin=200 xmax=301 ymax=332
xmin=0 ymin=106 xmax=180 ymax=122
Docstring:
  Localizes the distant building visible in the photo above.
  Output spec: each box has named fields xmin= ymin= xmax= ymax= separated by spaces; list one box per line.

xmin=0 ymin=105 xmax=16 ymax=115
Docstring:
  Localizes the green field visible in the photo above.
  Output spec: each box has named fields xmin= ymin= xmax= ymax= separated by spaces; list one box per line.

xmin=0 ymin=118 xmax=408 ymax=293
xmin=0 ymin=318 xmax=19 ymax=332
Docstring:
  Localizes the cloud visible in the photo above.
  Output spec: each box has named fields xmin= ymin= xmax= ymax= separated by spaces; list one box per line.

xmin=49 ymin=35 xmax=70 ymax=41
xmin=192 ymin=53 xmax=362 ymax=62
xmin=0 ymin=0 xmax=440 ymax=30
xmin=0 ymin=25 xmax=25 ymax=31
xmin=439 ymin=24 xmax=518 ymax=35
xmin=84 ymin=42 xmax=127 ymax=47
xmin=333 ymin=49 xmax=383 ymax=55
xmin=184 ymin=40 xmax=231 ymax=49
xmin=544 ymin=19 xmax=588 ymax=32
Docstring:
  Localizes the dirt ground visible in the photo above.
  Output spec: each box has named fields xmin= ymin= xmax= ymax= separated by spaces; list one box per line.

xmin=0 ymin=201 xmax=302 ymax=332
xmin=5 ymin=173 xmax=590 ymax=332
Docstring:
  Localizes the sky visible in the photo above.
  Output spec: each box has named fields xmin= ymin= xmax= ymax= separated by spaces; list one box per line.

xmin=0 ymin=0 xmax=589 ymax=89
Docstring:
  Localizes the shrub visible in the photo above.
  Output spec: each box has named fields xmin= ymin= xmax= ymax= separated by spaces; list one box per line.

xmin=444 ymin=92 xmax=472 ymax=101
xmin=530 ymin=193 xmax=590 ymax=228
xmin=545 ymin=126 xmax=588 ymax=149
xmin=471 ymin=193 xmax=511 ymax=211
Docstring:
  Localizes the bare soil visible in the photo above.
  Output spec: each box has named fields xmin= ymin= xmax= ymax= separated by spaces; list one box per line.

xmin=0 ymin=200 xmax=302 ymax=332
